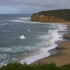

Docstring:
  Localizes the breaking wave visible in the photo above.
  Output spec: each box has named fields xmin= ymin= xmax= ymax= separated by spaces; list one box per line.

xmin=18 ymin=24 xmax=68 ymax=65
xmin=19 ymin=35 xmax=26 ymax=39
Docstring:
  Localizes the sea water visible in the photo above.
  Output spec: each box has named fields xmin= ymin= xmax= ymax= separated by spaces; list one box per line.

xmin=0 ymin=14 xmax=68 ymax=67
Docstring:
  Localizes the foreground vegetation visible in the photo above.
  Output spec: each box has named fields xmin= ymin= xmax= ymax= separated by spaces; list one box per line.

xmin=0 ymin=62 xmax=70 ymax=70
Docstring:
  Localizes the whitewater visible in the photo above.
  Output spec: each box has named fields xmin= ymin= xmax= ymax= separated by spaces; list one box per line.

xmin=0 ymin=14 xmax=68 ymax=67
xmin=18 ymin=24 xmax=68 ymax=64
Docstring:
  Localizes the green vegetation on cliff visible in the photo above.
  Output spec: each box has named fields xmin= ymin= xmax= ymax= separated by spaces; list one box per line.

xmin=31 ymin=9 xmax=70 ymax=22
xmin=0 ymin=63 xmax=70 ymax=70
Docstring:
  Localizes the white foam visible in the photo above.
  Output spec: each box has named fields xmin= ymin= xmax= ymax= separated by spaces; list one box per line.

xmin=9 ymin=17 xmax=31 ymax=23
xmin=39 ymin=35 xmax=50 ymax=40
xmin=18 ymin=23 xmax=68 ymax=65
xmin=20 ymin=52 xmax=50 ymax=64
xmin=9 ymin=20 xmax=33 ymax=24
xmin=0 ymin=46 xmax=27 ymax=52
xmin=9 ymin=19 xmax=51 ymax=24
xmin=9 ymin=20 xmax=24 ymax=22
xmin=0 ymin=54 xmax=8 ymax=59
xmin=19 ymin=44 xmax=58 ymax=65
xmin=57 ymin=24 xmax=67 ymax=30
xmin=0 ymin=54 xmax=9 ymax=67
xmin=18 ymin=17 xmax=31 ymax=21
xmin=19 ymin=35 xmax=26 ymax=39
xmin=27 ymin=29 xmax=30 ymax=32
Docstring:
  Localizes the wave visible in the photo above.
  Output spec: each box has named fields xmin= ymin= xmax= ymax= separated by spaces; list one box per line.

xmin=0 ymin=46 xmax=26 ymax=52
xmin=0 ymin=54 xmax=8 ymax=67
xmin=18 ymin=17 xmax=31 ymax=21
xmin=8 ymin=17 xmax=31 ymax=23
xmin=8 ymin=19 xmax=39 ymax=24
xmin=27 ymin=29 xmax=30 ymax=32
xmin=8 ymin=19 xmax=52 ymax=24
xmin=19 ymin=35 xmax=26 ymax=39
xmin=0 ymin=35 xmax=26 ymax=40
xmin=18 ymin=23 xmax=68 ymax=65
xmin=9 ymin=20 xmax=24 ymax=23
xmin=39 ymin=35 xmax=50 ymax=40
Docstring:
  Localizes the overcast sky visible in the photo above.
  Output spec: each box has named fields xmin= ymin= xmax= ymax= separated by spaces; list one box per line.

xmin=0 ymin=0 xmax=70 ymax=14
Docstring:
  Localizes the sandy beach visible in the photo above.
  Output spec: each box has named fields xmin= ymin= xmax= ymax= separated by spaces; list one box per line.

xmin=32 ymin=22 xmax=70 ymax=67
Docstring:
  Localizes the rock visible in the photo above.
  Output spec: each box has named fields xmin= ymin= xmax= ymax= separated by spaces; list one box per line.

xmin=31 ymin=14 xmax=66 ymax=22
xmin=31 ymin=9 xmax=70 ymax=22
xmin=64 ymin=34 xmax=70 ymax=40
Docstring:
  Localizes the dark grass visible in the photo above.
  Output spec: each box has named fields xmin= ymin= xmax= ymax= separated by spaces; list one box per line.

xmin=0 ymin=62 xmax=70 ymax=70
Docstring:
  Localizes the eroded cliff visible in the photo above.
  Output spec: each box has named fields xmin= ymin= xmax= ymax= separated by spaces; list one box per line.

xmin=31 ymin=9 xmax=70 ymax=22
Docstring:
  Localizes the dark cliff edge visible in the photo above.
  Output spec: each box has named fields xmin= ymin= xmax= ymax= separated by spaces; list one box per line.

xmin=31 ymin=9 xmax=70 ymax=22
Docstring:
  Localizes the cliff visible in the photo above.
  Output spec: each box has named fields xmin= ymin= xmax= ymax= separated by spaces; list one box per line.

xmin=31 ymin=9 xmax=70 ymax=22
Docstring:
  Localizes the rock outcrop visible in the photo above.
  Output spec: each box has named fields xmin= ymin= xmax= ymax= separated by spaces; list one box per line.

xmin=31 ymin=14 xmax=66 ymax=22
xmin=31 ymin=9 xmax=70 ymax=22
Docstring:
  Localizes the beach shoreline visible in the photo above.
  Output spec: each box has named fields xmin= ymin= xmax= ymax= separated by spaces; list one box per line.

xmin=31 ymin=22 xmax=70 ymax=67
xmin=18 ymin=22 xmax=68 ymax=65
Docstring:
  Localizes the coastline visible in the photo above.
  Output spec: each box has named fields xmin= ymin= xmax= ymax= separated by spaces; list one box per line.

xmin=31 ymin=22 xmax=70 ymax=67
xmin=18 ymin=22 xmax=68 ymax=65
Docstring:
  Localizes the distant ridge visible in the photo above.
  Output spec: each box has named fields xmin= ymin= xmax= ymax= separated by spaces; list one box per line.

xmin=31 ymin=9 xmax=70 ymax=22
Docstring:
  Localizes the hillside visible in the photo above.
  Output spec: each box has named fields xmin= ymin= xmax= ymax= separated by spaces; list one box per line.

xmin=31 ymin=9 xmax=70 ymax=22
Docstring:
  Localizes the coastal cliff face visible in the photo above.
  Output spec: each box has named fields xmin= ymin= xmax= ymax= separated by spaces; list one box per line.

xmin=31 ymin=9 xmax=70 ymax=22
xmin=31 ymin=14 xmax=66 ymax=22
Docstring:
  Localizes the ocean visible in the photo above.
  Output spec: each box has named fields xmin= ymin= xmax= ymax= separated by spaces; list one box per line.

xmin=0 ymin=14 xmax=68 ymax=67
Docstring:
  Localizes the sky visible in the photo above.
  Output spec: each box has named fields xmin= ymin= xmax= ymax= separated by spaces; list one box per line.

xmin=0 ymin=0 xmax=70 ymax=14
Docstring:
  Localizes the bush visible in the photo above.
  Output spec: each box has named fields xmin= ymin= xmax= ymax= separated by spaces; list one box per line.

xmin=0 ymin=62 xmax=70 ymax=70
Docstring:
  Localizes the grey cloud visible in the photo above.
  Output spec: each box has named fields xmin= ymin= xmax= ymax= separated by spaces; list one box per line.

xmin=0 ymin=0 xmax=70 ymax=9
xmin=0 ymin=0 xmax=70 ymax=7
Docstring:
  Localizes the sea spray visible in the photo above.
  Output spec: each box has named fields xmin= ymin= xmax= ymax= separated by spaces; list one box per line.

xmin=19 ymin=35 xmax=26 ymax=39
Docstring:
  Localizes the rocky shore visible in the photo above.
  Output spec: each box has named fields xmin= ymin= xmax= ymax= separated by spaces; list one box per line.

xmin=32 ymin=22 xmax=70 ymax=67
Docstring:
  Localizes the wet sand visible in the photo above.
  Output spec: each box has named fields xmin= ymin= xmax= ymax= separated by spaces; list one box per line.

xmin=32 ymin=22 xmax=70 ymax=67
